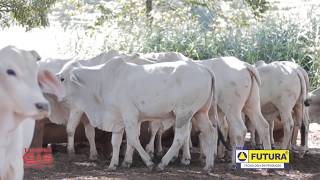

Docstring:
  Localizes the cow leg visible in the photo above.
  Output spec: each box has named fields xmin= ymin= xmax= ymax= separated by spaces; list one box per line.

xmin=156 ymin=126 xmax=164 ymax=156
xmin=109 ymin=129 xmax=124 ymax=170
xmin=299 ymin=108 xmax=309 ymax=157
xmin=193 ymin=112 xmax=216 ymax=171
xmin=156 ymin=119 xmax=176 ymax=157
xmin=180 ymin=124 xmax=192 ymax=166
xmin=66 ymin=109 xmax=83 ymax=156
xmin=157 ymin=123 xmax=191 ymax=170
xmin=122 ymin=122 xmax=142 ymax=168
xmin=145 ymin=121 xmax=161 ymax=158
xmin=302 ymin=109 xmax=310 ymax=150
xmin=245 ymin=119 xmax=256 ymax=148
xmin=268 ymin=120 xmax=275 ymax=149
xmin=121 ymin=141 xmax=135 ymax=168
xmin=189 ymin=135 xmax=193 ymax=149
xmin=257 ymin=112 xmax=275 ymax=148
xmin=300 ymin=121 xmax=309 ymax=157
xmin=157 ymin=111 xmax=193 ymax=171
xmin=245 ymin=111 xmax=271 ymax=150
xmin=279 ymin=110 xmax=294 ymax=149
xmin=291 ymin=103 xmax=303 ymax=151
xmin=123 ymin=116 xmax=154 ymax=169
xmin=226 ymin=111 xmax=247 ymax=168
xmin=82 ymin=119 xmax=98 ymax=160
xmin=245 ymin=116 xmax=264 ymax=149
xmin=217 ymin=110 xmax=228 ymax=160
xmin=172 ymin=120 xmax=193 ymax=165
xmin=243 ymin=82 xmax=271 ymax=151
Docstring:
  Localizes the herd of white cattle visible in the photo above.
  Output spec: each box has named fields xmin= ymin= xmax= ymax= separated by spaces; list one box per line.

xmin=1 ymin=45 xmax=320 ymax=180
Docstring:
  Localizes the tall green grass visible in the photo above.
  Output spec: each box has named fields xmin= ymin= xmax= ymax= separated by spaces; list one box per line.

xmin=64 ymin=1 xmax=320 ymax=89
xmin=134 ymin=9 xmax=320 ymax=89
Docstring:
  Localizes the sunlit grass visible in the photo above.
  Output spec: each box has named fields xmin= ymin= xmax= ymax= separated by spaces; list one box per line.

xmin=0 ymin=0 xmax=320 ymax=88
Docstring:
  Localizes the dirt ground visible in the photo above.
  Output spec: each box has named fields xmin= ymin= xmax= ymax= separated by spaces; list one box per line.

xmin=24 ymin=123 xmax=320 ymax=180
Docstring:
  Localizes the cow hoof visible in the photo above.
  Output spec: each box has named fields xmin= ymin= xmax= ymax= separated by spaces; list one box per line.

xmin=121 ymin=161 xmax=132 ymax=168
xmin=291 ymin=145 xmax=299 ymax=152
xmin=203 ymin=166 xmax=213 ymax=173
xmin=147 ymin=163 xmax=155 ymax=171
xmin=156 ymin=164 xmax=165 ymax=172
xmin=89 ymin=154 xmax=98 ymax=161
xmin=107 ymin=165 xmax=117 ymax=171
xmin=180 ymin=158 xmax=190 ymax=166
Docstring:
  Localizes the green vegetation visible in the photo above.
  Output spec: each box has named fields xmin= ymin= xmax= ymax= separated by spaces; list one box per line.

xmin=91 ymin=0 xmax=320 ymax=88
xmin=0 ymin=0 xmax=56 ymax=30
xmin=1 ymin=0 xmax=320 ymax=88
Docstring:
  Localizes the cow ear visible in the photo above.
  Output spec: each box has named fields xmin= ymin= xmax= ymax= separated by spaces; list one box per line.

xmin=29 ymin=50 xmax=41 ymax=61
xmin=70 ymin=69 xmax=84 ymax=87
xmin=38 ymin=70 xmax=65 ymax=101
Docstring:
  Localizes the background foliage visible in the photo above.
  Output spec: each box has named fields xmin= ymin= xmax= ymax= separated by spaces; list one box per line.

xmin=0 ymin=0 xmax=56 ymax=30
xmin=0 ymin=0 xmax=320 ymax=89
xmin=90 ymin=0 xmax=320 ymax=88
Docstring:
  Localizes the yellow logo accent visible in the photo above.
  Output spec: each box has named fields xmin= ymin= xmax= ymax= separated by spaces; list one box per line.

xmin=248 ymin=150 xmax=289 ymax=163
xmin=238 ymin=152 xmax=247 ymax=161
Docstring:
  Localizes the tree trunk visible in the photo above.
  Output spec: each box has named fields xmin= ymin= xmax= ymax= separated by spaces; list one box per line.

xmin=146 ymin=0 xmax=153 ymax=25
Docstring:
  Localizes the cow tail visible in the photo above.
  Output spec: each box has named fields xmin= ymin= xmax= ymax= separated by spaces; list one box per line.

xmin=245 ymin=64 xmax=261 ymax=87
xmin=295 ymin=68 xmax=308 ymax=109
xmin=295 ymin=67 xmax=310 ymax=146
xmin=199 ymin=64 xmax=231 ymax=150
xmin=297 ymin=66 xmax=311 ymax=107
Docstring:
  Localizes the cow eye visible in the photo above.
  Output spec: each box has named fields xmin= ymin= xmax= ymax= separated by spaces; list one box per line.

xmin=6 ymin=69 xmax=16 ymax=76
xmin=60 ymin=77 xmax=65 ymax=82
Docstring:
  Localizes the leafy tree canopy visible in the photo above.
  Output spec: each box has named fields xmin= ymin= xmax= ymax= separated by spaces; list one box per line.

xmin=0 ymin=0 xmax=56 ymax=30
xmin=0 ymin=0 xmax=270 ymax=30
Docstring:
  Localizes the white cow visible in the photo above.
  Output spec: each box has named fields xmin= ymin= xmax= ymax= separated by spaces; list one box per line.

xmin=57 ymin=56 xmax=218 ymax=171
xmin=304 ymin=87 xmax=320 ymax=154
xmin=250 ymin=60 xmax=309 ymax=150
xmin=0 ymin=46 xmax=64 ymax=180
xmin=306 ymin=87 xmax=320 ymax=124
xmin=142 ymin=53 xmax=271 ymax=167
xmin=39 ymin=52 xmax=158 ymax=167
xmin=37 ymin=50 xmax=121 ymax=160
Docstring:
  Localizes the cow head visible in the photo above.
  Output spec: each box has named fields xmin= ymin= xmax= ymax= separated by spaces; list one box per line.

xmin=0 ymin=46 xmax=64 ymax=120
xmin=56 ymin=60 xmax=83 ymax=104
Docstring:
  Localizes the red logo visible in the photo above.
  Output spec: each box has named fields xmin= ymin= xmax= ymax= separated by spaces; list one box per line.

xmin=23 ymin=147 xmax=54 ymax=169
